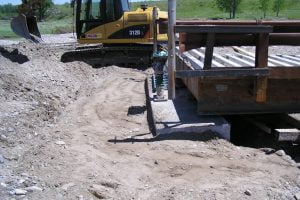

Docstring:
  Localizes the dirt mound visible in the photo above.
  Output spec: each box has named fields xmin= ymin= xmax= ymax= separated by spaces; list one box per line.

xmin=0 ymin=41 xmax=299 ymax=200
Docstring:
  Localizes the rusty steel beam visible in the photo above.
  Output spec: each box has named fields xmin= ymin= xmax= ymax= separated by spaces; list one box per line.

xmin=179 ymin=33 xmax=300 ymax=49
xmin=175 ymin=25 xmax=273 ymax=33
xmin=176 ymin=20 xmax=300 ymax=33
xmin=176 ymin=20 xmax=300 ymax=26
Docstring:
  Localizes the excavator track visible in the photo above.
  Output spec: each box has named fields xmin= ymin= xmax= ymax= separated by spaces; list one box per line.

xmin=61 ymin=44 xmax=154 ymax=67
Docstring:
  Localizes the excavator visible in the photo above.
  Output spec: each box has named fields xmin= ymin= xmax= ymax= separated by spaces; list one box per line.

xmin=11 ymin=0 xmax=168 ymax=66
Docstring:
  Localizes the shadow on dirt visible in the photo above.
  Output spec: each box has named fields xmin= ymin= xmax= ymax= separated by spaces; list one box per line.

xmin=107 ymin=131 xmax=220 ymax=144
xmin=0 ymin=47 xmax=29 ymax=64
xmin=127 ymin=106 xmax=147 ymax=116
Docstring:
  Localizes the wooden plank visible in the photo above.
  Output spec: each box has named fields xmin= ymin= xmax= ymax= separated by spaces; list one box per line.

xmin=182 ymin=52 xmax=203 ymax=69
xmin=225 ymin=54 xmax=253 ymax=66
xmin=234 ymin=53 xmax=276 ymax=67
xmin=174 ymin=25 xmax=273 ymax=33
xmin=204 ymin=33 xmax=215 ymax=69
xmin=190 ymin=49 xmax=225 ymax=67
xmin=255 ymin=33 xmax=269 ymax=103
xmin=213 ymin=54 xmax=242 ymax=67
xmin=281 ymin=55 xmax=300 ymax=63
xmin=269 ymin=55 xmax=300 ymax=66
xmin=270 ymin=67 xmax=300 ymax=79
xmin=182 ymin=33 xmax=300 ymax=47
xmin=176 ymin=68 xmax=270 ymax=78
xmin=275 ymin=128 xmax=300 ymax=142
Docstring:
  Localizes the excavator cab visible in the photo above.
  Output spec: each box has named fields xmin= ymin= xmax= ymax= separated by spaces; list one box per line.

xmin=75 ymin=0 xmax=129 ymax=40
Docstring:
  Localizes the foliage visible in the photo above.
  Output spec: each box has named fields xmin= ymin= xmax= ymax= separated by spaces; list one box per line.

xmin=273 ymin=0 xmax=285 ymax=16
xmin=259 ymin=0 xmax=271 ymax=18
xmin=0 ymin=4 xmax=18 ymax=20
xmin=39 ymin=0 xmax=54 ymax=20
xmin=215 ymin=0 xmax=242 ymax=18
xmin=45 ymin=3 xmax=73 ymax=20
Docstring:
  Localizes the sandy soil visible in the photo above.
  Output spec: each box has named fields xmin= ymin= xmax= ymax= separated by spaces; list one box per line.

xmin=0 ymin=38 xmax=300 ymax=200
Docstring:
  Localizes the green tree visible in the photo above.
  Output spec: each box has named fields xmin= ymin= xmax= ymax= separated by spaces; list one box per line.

xmin=273 ymin=0 xmax=285 ymax=17
xmin=215 ymin=0 xmax=242 ymax=19
xmin=39 ymin=0 xmax=54 ymax=20
xmin=259 ymin=0 xmax=271 ymax=18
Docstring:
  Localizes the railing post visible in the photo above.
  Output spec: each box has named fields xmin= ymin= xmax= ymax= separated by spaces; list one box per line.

xmin=152 ymin=6 xmax=158 ymax=53
xmin=255 ymin=33 xmax=269 ymax=103
xmin=168 ymin=0 xmax=176 ymax=100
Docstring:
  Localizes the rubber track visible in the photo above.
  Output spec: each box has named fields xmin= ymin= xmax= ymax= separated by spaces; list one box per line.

xmin=61 ymin=45 xmax=154 ymax=67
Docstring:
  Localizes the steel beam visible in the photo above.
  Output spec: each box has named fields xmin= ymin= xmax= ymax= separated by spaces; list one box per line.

xmin=176 ymin=68 xmax=270 ymax=78
xmin=175 ymin=25 xmax=273 ymax=33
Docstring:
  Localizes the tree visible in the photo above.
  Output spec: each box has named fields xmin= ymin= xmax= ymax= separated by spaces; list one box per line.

xmin=215 ymin=0 xmax=242 ymax=19
xmin=259 ymin=0 xmax=271 ymax=18
xmin=273 ymin=0 xmax=285 ymax=17
xmin=39 ymin=0 xmax=54 ymax=20
xmin=19 ymin=0 xmax=53 ymax=21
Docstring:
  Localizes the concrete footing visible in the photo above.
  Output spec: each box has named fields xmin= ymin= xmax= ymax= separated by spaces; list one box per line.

xmin=146 ymin=77 xmax=231 ymax=140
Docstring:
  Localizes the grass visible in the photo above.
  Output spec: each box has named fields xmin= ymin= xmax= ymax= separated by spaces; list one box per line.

xmin=0 ymin=19 xmax=73 ymax=39
xmin=1 ymin=0 xmax=299 ymax=39
xmin=130 ymin=0 xmax=300 ymax=19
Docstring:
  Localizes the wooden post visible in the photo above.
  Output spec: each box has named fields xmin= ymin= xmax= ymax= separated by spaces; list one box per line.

xmin=255 ymin=33 xmax=269 ymax=103
xmin=152 ymin=7 xmax=158 ymax=53
xmin=168 ymin=0 xmax=176 ymax=100
xmin=179 ymin=33 xmax=186 ymax=53
xmin=203 ymin=33 xmax=215 ymax=69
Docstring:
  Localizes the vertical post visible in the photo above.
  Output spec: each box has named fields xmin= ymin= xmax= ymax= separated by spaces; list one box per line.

xmin=179 ymin=33 xmax=186 ymax=53
xmin=152 ymin=6 xmax=158 ymax=53
xmin=255 ymin=33 xmax=269 ymax=103
xmin=203 ymin=33 xmax=215 ymax=69
xmin=168 ymin=0 xmax=176 ymax=100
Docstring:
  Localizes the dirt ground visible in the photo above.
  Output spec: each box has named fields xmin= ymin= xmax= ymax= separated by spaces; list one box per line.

xmin=0 ymin=37 xmax=300 ymax=200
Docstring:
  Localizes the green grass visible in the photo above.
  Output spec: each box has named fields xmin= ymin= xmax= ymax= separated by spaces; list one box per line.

xmin=130 ymin=0 xmax=300 ymax=19
xmin=0 ymin=20 xmax=17 ymax=38
xmin=0 ymin=19 xmax=73 ymax=39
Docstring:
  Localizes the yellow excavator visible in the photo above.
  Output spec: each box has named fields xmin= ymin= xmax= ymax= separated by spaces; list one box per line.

xmin=11 ymin=0 xmax=168 ymax=66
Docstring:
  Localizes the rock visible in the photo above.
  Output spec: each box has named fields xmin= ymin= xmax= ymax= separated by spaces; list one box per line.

xmin=77 ymin=195 xmax=84 ymax=200
xmin=0 ymin=134 xmax=7 ymax=141
xmin=244 ymin=189 xmax=252 ymax=196
xmin=21 ymin=173 xmax=29 ymax=177
xmin=14 ymin=189 xmax=27 ymax=195
xmin=295 ymin=192 xmax=300 ymax=200
xmin=260 ymin=148 xmax=275 ymax=154
xmin=7 ymin=127 xmax=15 ymax=132
xmin=132 ymin=128 xmax=139 ymax=132
xmin=275 ymin=150 xmax=285 ymax=156
xmin=0 ymin=154 xmax=5 ymax=164
xmin=55 ymin=141 xmax=66 ymax=145
xmin=154 ymin=160 xmax=159 ymax=165
xmin=18 ymin=179 xmax=26 ymax=184
xmin=61 ymin=182 xmax=75 ymax=191
xmin=89 ymin=185 xmax=108 ymax=199
xmin=1 ymin=182 xmax=7 ymax=188
xmin=25 ymin=186 xmax=43 ymax=192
